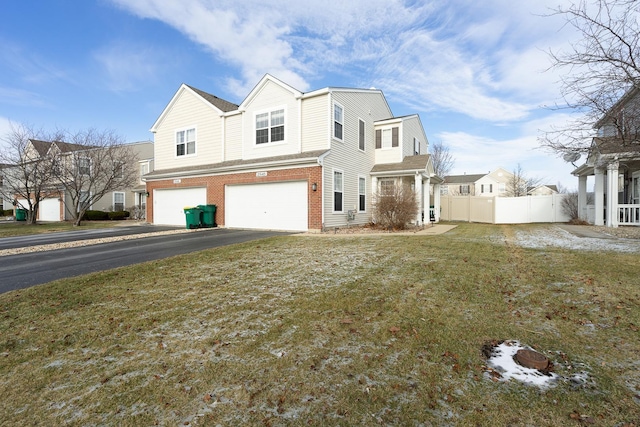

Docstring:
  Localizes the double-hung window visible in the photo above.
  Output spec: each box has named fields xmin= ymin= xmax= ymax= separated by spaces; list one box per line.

xmin=376 ymin=127 xmax=399 ymax=149
xmin=78 ymin=157 xmax=91 ymax=176
xmin=176 ymin=128 xmax=196 ymax=156
xmin=113 ymin=192 xmax=125 ymax=211
xmin=256 ymin=109 xmax=285 ymax=144
xmin=460 ymin=185 xmax=470 ymax=195
xmin=358 ymin=176 xmax=366 ymax=212
xmin=481 ymin=184 xmax=493 ymax=193
xmin=333 ymin=170 xmax=343 ymax=212
xmin=334 ymin=103 xmax=343 ymax=141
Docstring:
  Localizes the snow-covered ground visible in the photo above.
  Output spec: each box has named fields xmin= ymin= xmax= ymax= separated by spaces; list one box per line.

xmin=513 ymin=226 xmax=640 ymax=253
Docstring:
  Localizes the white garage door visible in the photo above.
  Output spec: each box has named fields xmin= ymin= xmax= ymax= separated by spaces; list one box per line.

xmin=154 ymin=187 xmax=207 ymax=226
xmin=40 ymin=198 xmax=61 ymax=221
xmin=225 ymin=181 xmax=308 ymax=231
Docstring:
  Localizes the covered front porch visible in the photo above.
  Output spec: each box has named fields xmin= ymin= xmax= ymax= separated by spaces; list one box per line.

xmin=370 ymin=154 xmax=442 ymax=227
xmin=573 ymin=156 xmax=640 ymax=227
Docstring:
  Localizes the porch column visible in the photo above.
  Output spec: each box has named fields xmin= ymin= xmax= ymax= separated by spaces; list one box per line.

xmin=433 ymin=183 xmax=441 ymax=222
xmin=606 ymin=161 xmax=619 ymax=227
xmin=415 ymin=173 xmax=423 ymax=225
xmin=578 ymin=175 xmax=588 ymax=221
xmin=594 ymin=167 xmax=605 ymax=226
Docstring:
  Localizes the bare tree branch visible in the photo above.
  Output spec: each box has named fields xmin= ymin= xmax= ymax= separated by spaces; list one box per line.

xmin=540 ymin=0 xmax=640 ymax=155
xmin=430 ymin=140 xmax=455 ymax=178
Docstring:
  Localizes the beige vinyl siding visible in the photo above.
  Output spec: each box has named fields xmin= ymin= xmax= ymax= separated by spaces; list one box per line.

xmin=402 ymin=116 xmax=429 ymax=156
xmin=153 ymin=89 xmax=222 ymax=170
xmin=374 ymin=123 xmax=403 ymax=165
xmin=322 ymin=91 xmax=392 ymax=229
xmin=301 ymin=94 xmax=330 ymax=151
xmin=224 ymin=113 xmax=243 ymax=161
xmin=241 ymin=80 xmax=300 ymax=160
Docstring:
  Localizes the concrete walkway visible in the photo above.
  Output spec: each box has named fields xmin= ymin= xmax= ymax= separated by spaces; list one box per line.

xmin=556 ymin=224 xmax=617 ymax=239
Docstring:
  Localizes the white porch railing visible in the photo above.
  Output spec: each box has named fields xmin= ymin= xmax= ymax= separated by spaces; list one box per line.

xmin=619 ymin=204 xmax=640 ymax=225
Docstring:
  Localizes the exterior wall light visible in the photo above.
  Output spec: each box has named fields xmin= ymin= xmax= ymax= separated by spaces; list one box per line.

xmin=311 ymin=183 xmax=317 ymax=191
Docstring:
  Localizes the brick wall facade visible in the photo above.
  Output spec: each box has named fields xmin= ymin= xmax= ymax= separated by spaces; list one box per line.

xmin=146 ymin=165 xmax=324 ymax=231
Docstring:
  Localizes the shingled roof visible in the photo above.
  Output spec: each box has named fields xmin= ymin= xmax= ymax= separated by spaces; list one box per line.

xmin=186 ymin=84 xmax=239 ymax=112
xmin=443 ymin=174 xmax=485 ymax=184
xmin=370 ymin=154 xmax=431 ymax=173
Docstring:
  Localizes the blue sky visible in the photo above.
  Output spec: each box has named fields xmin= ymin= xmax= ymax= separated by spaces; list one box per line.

xmin=1 ymin=0 xmax=583 ymax=188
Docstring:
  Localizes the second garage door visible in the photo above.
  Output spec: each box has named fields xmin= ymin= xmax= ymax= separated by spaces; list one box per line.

xmin=225 ymin=181 xmax=308 ymax=231
xmin=40 ymin=198 xmax=61 ymax=221
xmin=153 ymin=187 xmax=207 ymax=226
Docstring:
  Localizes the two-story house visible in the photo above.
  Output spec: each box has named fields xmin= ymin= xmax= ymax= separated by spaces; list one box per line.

xmin=572 ymin=86 xmax=640 ymax=227
xmin=441 ymin=168 xmax=515 ymax=197
xmin=11 ymin=139 xmax=153 ymax=221
xmin=144 ymin=74 xmax=441 ymax=231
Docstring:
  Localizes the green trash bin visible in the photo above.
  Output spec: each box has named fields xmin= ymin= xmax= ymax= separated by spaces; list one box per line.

xmin=15 ymin=209 xmax=27 ymax=222
xmin=183 ymin=207 xmax=202 ymax=229
xmin=197 ymin=204 xmax=217 ymax=228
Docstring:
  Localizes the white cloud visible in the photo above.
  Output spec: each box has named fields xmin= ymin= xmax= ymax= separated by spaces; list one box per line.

xmin=0 ymin=117 xmax=15 ymax=139
xmin=0 ymin=87 xmax=48 ymax=108
xmin=93 ymin=42 xmax=167 ymax=92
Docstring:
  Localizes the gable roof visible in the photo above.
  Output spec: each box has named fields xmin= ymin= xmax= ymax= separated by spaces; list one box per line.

xmin=370 ymin=155 xmax=440 ymax=182
xmin=185 ymin=84 xmax=239 ymax=112
xmin=443 ymin=174 xmax=485 ymax=184
xmin=29 ymin=139 xmax=51 ymax=156
xmin=239 ymin=74 xmax=303 ymax=110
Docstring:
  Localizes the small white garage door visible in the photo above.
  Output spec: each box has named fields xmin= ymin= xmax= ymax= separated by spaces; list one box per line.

xmin=225 ymin=181 xmax=308 ymax=231
xmin=40 ymin=198 xmax=61 ymax=221
xmin=154 ymin=187 xmax=207 ymax=226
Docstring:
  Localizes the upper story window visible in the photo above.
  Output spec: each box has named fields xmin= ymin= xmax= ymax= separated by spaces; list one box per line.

xmin=256 ymin=109 xmax=285 ymax=145
xmin=481 ymin=184 xmax=493 ymax=193
xmin=459 ymin=184 xmax=470 ymax=195
xmin=176 ymin=128 xmax=196 ymax=156
xmin=358 ymin=119 xmax=365 ymax=151
xmin=78 ymin=157 xmax=91 ymax=176
xmin=375 ymin=127 xmax=399 ymax=149
xmin=334 ymin=103 xmax=344 ymax=141
xmin=498 ymin=183 xmax=506 ymax=193
xmin=140 ymin=162 xmax=149 ymax=179
xmin=113 ymin=162 xmax=124 ymax=179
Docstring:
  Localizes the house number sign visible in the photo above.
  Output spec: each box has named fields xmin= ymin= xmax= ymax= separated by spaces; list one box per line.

xmin=173 ymin=179 xmax=182 ymax=184
xmin=256 ymin=172 xmax=268 ymax=177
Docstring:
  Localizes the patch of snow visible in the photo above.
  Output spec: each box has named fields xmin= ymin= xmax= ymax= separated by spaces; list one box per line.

xmin=513 ymin=227 xmax=640 ymax=253
xmin=485 ymin=341 xmax=559 ymax=388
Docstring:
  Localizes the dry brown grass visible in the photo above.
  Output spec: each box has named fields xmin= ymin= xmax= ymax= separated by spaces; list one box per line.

xmin=0 ymin=223 xmax=638 ymax=426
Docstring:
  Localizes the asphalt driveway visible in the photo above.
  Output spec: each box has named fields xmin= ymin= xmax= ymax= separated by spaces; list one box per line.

xmin=0 ymin=227 xmax=289 ymax=293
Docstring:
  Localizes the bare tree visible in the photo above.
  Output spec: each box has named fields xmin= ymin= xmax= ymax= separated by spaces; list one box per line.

xmin=0 ymin=123 xmax=63 ymax=224
xmin=430 ymin=140 xmax=455 ymax=178
xmin=505 ymin=164 xmax=543 ymax=197
xmin=51 ymin=128 xmax=139 ymax=226
xmin=541 ymin=0 xmax=640 ymax=156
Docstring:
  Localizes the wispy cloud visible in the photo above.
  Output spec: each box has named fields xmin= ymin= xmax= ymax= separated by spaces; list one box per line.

xmin=109 ymin=0 xmax=572 ymax=122
xmin=0 ymin=38 xmax=69 ymax=86
xmin=93 ymin=42 xmax=167 ymax=92
xmin=0 ymin=87 xmax=49 ymax=108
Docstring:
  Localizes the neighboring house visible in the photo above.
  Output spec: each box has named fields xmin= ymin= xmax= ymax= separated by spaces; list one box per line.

xmin=0 ymin=163 xmax=12 ymax=211
xmin=528 ymin=185 xmax=558 ymax=196
xmin=441 ymin=168 xmax=515 ymax=197
xmin=572 ymin=87 xmax=640 ymax=227
xmin=9 ymin=139 xmax=153 ymax=221
xmin=144 ymin=74 xmax=442 ymax=231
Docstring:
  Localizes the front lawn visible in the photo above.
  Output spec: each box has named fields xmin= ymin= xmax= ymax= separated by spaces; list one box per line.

xmin=0 ymin=224 xmax=638 ymax=425
xmin=0 ymin=221 xmax=122 ymax=238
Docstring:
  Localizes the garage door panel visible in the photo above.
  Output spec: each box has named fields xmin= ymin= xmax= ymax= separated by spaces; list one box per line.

xmin=226 ymin=181 xmax=307 ymax=231
xmin=154 ymin=188 xmax=206 ymax=226
xmin=40 ymin=198 xmax=61 ymax=221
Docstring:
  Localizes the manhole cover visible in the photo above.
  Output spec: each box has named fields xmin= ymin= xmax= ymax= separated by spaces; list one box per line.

xmin=515 ymin=349 xmax=549 ymax=370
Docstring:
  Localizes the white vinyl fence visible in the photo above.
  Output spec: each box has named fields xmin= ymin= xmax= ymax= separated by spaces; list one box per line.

xmin=440 ymin=194 xmax=571 ymax=224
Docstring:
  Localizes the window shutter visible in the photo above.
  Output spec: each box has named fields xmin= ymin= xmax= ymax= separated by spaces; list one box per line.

xmin=490 ymin=184 xmax=493 ymax=193
xmin=375 ymin=129 xmax=382 ymax=149
xmin=392 ymin=127 xmax=399 ymax=147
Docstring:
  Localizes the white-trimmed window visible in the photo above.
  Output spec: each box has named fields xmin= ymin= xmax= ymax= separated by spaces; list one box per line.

xmin=78 ymin=157 xmax=91 ymax=176
xmin=414 ymin=138 xmax=420 ymax=155
xmin=256 ymin=108 xmax=285 ymax=145
xmin=481 ymin=184 xmax=493 ymax=193
xmin=358 ymin=119 xmax=365 ymax=151
xmin=334 ymin=103 xmax=344 ymax=141
xmin=333 ymin=170 xmax=343 ymax=212
xmin=79 ymin=191 xmax=91 ymax=212
xmin=113 ymin=162 xmax=124 ymax=179
xmin=113 ymin=192 xmax=125 ymax=211
xmin=358 ymin=176 xmax=366 ymax=212
xmin=459 ymin=185 xmax=470 ymax=195
xmin=380 ymin=179 xmax=396 ymax=196
xmin=440 ymin=186 xmax=449 ymax=195
xmin=498 ymin=183 xmax=506 ymax=193
xmin=140 ymin=162 xmax=149 ymax=180
xmin=376 ymin=127 xmax=399 ymax=149
xmin=176 ymin=128 xmax=196 ymax=156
